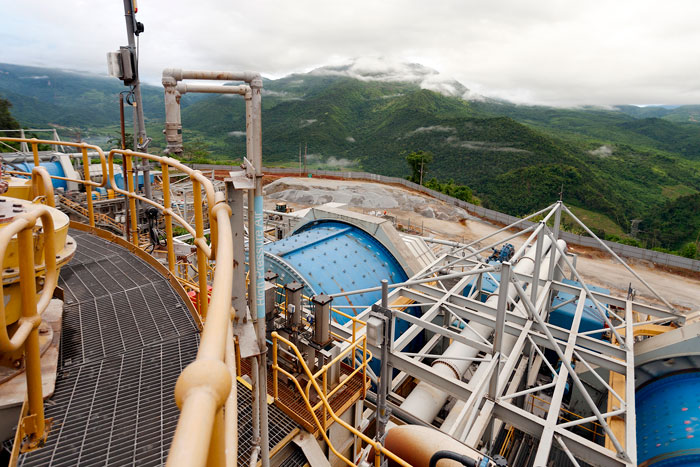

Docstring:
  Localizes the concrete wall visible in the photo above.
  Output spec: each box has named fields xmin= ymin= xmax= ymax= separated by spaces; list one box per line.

xmin=195 ymin=164 xmax=700 ymax=272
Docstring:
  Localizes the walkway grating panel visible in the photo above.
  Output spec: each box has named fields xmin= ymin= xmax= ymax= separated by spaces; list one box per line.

xmin=20 ymin=230 xmax=299 ymax=465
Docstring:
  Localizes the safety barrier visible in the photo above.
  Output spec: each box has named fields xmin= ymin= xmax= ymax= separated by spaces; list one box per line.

xmin=108 ymin=149 xmax=222 ymax=317
xmin=0 ymin=187 xmax=58 ymax=453
xmin=271 ymin=332 xmax=407 ymax=467
xmin=103 ymin=149 xmax=236 ymax=466
xmin=1 ymin=137 xmax=108 ymax=227
xmin=1 ymin=138 xmax=237 ymax=465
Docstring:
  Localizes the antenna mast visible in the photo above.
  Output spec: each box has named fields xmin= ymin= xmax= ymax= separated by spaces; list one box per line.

xmin=120 ymin=0 xmax=152 ymax=199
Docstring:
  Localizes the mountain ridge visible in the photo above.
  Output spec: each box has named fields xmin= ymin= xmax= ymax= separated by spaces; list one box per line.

xmin=1 ymin=61 xmax=699 ymax=253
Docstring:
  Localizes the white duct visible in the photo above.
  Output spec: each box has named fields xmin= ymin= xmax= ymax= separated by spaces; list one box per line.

xmin=399 ymin=236 xmax=555 ymax=424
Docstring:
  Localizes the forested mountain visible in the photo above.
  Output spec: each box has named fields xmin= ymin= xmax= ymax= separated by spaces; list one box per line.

xmin=1 ymin=62 xmax=699 ymax=254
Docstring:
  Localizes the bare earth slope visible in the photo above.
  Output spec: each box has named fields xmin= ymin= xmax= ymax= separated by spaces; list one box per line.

xmin=264 ymin=176 xmax=700 ymax=313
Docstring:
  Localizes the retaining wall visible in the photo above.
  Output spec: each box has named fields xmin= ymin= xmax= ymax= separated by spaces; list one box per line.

xmin=194 ymin=164 xmax=700 ymax=272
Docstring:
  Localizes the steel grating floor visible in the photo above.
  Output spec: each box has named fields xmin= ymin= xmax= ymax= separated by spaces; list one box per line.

xmin=18 ymin=229 xmax=300 ymax=466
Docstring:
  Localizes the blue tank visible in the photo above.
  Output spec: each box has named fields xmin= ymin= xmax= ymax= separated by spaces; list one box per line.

xmin=636 ymin=372 xmax=700 ymax=466
xmin=264 ymin=220 xmax=409 ymax=325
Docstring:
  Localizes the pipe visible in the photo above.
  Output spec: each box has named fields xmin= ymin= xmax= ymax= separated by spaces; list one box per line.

xmin=162 ymin=68 xmax=261 ymax=84
xmin=176 ymin=83 xmax=249 ymax=95
xmin=429 ymin=451 xmax=477 ymax=467
xmin=382 ymin=425 xmax=483 ymax=467
xmin=399 ymin=235 xmax=555 ymax=424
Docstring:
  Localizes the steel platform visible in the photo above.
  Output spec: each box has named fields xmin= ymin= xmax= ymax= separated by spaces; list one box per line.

xmin=18 ymin=229 xmax=301 ymax=466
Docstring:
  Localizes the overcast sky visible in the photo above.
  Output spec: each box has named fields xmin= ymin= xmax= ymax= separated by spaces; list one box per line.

xmin=3 ymin=0 xmax=700 ymax=106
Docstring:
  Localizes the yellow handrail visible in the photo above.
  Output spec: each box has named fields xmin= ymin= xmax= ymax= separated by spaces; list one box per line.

xmin=0 ymin=137 xmax=108 ymax=227
xmin=0 ymin=204 xmax=58 ymax=450
xmin=2 ymin=139 xmax=238 ymax=465
xmin=272 ymin=332 xmax=408 ymax=467
xmin=108 ymin=149 xmax=219 ymax=317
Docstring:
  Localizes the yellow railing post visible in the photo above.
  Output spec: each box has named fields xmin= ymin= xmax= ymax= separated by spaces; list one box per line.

xmin=322 ymin=371 xmax=328 ymax=431
xmin=272 ymin=335 xmax=279 ymax=400
xmin=161 ymin=163 xmax=175 ymax=273
xmin=18 ymin=227 xmax=45 ymax=446
xmin=81 ymin=145 xmax=95 ymax=227
xmin=192 ymin=178 xmax=208 ymax=317
xmin=124 ymin=152 xmax=138 ymax=246
xmin=31 ymin=139 xmax=39 ymax=166
xmin=362 ymin=337 xmax=367 ymax=399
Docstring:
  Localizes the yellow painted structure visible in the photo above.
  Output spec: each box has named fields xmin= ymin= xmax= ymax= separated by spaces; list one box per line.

xmin=4 ymin=177 xmax=32 ymax=201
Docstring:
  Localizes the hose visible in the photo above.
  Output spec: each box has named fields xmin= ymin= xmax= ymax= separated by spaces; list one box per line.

xmin=428 ymin=450 xmax=478 ymax=467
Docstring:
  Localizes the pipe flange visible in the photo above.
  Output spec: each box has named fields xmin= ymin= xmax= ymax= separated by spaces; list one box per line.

xmin=432 ymin=359 xmax=461 ymax=379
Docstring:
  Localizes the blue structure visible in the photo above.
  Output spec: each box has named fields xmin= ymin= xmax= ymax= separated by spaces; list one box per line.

xmin=636 ymin=372 xmax=700 ymax=466
xmin=109 ymin=171 xmax=154 ymax=191
xmin=264 ymin=220 xmax=409 ymax=325
xmin=13 ymin=161 xmax=69 ymax=189
xmin=549 ymin=279 xmax=609 ymax=339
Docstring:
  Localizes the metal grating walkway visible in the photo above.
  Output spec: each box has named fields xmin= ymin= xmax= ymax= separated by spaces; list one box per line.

xmin=19 ymin=229 xmax=201 ymax=466
xmin=18 ymin=229 xmax=300 ymax=466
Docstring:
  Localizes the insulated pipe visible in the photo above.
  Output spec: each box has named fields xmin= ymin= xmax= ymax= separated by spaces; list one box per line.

xmin=440 ymin=239 xmax=566 ymax=435
xmin=399 ymin=235 xmax=554 ymax=424
xmin=162 ymin=68 xmax=261 ymax=83
xmin=176 ymin=83 xmax=249 ymax=95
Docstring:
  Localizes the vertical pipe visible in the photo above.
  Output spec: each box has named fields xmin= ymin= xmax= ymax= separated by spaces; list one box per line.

xmin=250 ymin=355 xmax=260 ymax=461
xmin=18 ymin=228 xmax=45 ymax=444
xmin=125 ymin=153 xmax=138 ymax=246
xmin=82 ymin=146 xmax=95 ymax=227
xmin=376 ymin=279 xmax=391 ymax=444
xmin=193 ymin=179 xmax=208 ymax=318
xmin=226 ymin=184 xmax=246 ymax=322
xmin=120 ymin=94 xmax=131 ymax=243
xmin=161 ymin=162 xmax=175 ymax=273
xmin=249 ymin=76 xmax=270 ymax=467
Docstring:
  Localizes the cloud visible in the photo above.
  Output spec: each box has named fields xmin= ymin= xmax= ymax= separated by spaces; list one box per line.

xmin=300 ymin=119 xmax=317 ymax=128
xmin=310 ymin=57 xmax=468 ymax=97
xmin=405 ymin=125 xmax=455 ymax=137
xmin=304 ymin=153 xmax=354 ymax=167
xmin=4 ymin=0 xmax=700 ymax=106
xmin=445 ymin=136 xmax=529 ymax=153
xmin=345 ymin=136 xmax=355 ymax=143
xmin=228 ymin=131 xmax=246 ymax=137
xmin=589 ymin=145 xmax=614 ymax=157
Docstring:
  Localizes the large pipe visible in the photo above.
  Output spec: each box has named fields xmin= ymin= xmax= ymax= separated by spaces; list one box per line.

xmin=399 ymin=235 xmax=555 ymax=424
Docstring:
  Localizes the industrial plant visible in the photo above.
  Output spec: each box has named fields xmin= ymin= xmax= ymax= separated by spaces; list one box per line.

xmin=0 ymin=3 xmax=698 ymax=467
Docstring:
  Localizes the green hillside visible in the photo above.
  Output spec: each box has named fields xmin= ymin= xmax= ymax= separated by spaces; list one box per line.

xmin=1 ymin=62 xmax=699 ymax=256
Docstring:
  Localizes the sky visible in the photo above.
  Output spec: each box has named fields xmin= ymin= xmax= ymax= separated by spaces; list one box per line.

xmin=3 ymin=0 xmax=700 ymax=106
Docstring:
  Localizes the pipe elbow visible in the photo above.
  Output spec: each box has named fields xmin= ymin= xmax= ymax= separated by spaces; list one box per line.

xmin=162 ymin=68 xmax=183 ymax=81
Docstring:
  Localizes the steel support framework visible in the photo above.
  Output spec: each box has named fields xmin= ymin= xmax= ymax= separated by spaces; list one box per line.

xmin=331 ymin=202 xmax=677 ymax=466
